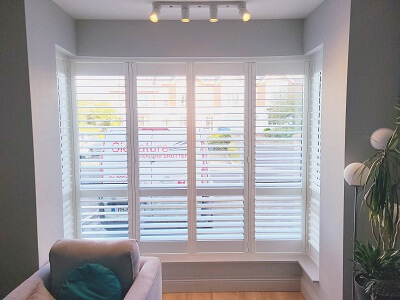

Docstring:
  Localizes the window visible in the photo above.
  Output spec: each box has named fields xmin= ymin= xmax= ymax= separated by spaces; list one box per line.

xmin=74 ymin=63 xmax=129 ymax=239
xmin=56 ymin=56 xmax=75 ymax=239
xmin=307 ymin=56 xmax=323 ymax=263
xmin=195 ymin=63 xmax=246 ymax=252
xmin=66 ymin=59 xmax=322 ymax=255
xmin=135 ymin=63 xmax=188 ymax=253
xmin=254 ymin=63 xmax=305 ymax=252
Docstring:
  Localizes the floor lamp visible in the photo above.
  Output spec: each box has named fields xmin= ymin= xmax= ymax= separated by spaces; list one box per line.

xmin=344 ymin=163 xmax=367 ymax=300
xmin=343 ymin=128 xmax=392 ymax=300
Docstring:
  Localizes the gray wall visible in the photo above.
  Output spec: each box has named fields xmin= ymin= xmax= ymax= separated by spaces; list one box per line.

xmin=0 ymin=0 xmax=38 ymax=297
xmin=343 ymin=1 xmax=400 ymax=299
xmin=303 ymin=0 xmax=352 ymax=299
xmin=76 ymin=19 xmax=304 ymax=57
xmin=24 ymin=0 xmax=77 ymax=266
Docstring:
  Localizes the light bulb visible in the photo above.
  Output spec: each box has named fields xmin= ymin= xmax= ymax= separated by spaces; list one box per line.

xmin=242 ymin=11 xmax=251 ymax=22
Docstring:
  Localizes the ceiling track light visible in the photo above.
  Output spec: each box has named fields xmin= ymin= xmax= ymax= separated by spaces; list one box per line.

xmin=238 ymin=2 xmax=251 ymax=22
xmin=149 ymin=1 xmax=251 ymax=23
xmin=209 ymin=4 xmax=218 ymax=22
xmin=181 ymin=4 xmax=190 ymax=22
xmin=149 ymin=3 xmax=161 ymax=22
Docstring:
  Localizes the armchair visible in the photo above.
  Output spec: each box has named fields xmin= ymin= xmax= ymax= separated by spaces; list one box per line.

xmin=5 ymin=239 xmax=162 ymax=300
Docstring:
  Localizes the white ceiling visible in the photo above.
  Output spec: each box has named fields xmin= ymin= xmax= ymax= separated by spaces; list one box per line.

xmin=52 ymin=0 xmax=324 ymax=20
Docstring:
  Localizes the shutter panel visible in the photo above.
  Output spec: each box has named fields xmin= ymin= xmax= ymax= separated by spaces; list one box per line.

xmin=254 ymin=62 xmax=305 ymax=251
xmin=74 ymin=63 xmax=129 ymax=239
xmin=195 ymin=63 xmax=246 ymax=250
xmin=136 ymin=63 xmax=188 ymax=249
xmin=57 ymin=57 xmax=75 ymax=239
xmin=308 ymin=63 xmax=322 ymax=257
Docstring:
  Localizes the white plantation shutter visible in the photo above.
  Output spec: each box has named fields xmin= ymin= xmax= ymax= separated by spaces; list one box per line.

xmin=195 ymin=63 xmax=246 ymax=252
xmin=65 ymin=60 xmax=320 ymax=255
xmin=254 ymin=62 xmax=305 ymax=252
xmin=135 ymin=63 xmax=188 ymax=253
xmin=74 ymin=63 xmax=129 ymax=239
xmin=308 ymin=58 xmax=322 ymax=261
xmin=57 ymin=57 xmax=75 ymax=239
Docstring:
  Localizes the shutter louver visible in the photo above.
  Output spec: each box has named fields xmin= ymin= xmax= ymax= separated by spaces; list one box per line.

xmin=136 ymin=64 xmax=188 ymax=245
xmin=308 ymin=68 xmax=322 ymax=255
xmin=254 ymin=63 xmax=305 ymax=250
xmin=75 ymin=63 xmax=129 ymax=239
xmin=57 ymin=58 xmax=75 ymax=239
xmin=195 ymin=64 xmax=246 ymax=244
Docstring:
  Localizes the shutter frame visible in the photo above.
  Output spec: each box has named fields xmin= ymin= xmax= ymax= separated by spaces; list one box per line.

xmin=307 ymin=57 xmax=322 ymax=262
xmin=57 ymin=56 xmax=76 ymax=239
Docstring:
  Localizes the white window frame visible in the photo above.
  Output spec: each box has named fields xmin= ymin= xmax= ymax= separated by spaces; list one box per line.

xmin=67 ymin=56 xmax=318 ymax=257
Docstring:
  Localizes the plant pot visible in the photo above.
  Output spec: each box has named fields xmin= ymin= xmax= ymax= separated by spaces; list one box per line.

xmin=354 ymin=275 xmax=400 ymax=300
xmin=355 ymin=274 xmax=371 ymax=300
xmin=373 ymin=294 xmax=400 ymax=300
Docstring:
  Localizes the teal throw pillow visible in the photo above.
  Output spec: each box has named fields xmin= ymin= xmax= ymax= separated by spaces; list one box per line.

xmin=58 ymin=263 xmax=122 ymax=300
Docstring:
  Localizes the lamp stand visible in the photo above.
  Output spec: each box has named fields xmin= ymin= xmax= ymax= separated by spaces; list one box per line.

xmin=353 ymin=186 xmax=360 ymax=300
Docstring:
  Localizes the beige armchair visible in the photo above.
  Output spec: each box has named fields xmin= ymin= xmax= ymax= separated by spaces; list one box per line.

xmin=5 ymin=239 xmax=162 ymax=300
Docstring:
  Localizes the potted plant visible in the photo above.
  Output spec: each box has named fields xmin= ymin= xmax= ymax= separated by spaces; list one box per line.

xmin=347 ymin=104 xmax=400 ymax=299
xmin=354 ymin=242 xmax=400 ymax=299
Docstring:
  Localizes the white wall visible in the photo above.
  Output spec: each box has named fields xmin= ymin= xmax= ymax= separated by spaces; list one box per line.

xmin=343 ymin=1 xmax=400 ymax=298
xmin=303 ymin=0 xmax=352 ymax=299
xmin=24 ymin=0 xmax=76 ymax=266
xmin=76 ymin=19 xmax=304 ymax=57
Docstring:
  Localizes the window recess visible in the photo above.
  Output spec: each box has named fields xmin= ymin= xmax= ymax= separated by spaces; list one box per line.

xmin=68 ymin=59 xmax=317 ymax=256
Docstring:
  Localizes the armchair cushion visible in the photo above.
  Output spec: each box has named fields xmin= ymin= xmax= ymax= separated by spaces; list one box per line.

xmin=49 ymin=239 xmax=140 ymax=298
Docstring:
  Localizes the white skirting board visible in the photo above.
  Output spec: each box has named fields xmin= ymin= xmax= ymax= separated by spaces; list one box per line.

xmin=163 ymin=278 xmax=301 ymax=293
xmin=301 ymin=274 xmax=320 ymax=300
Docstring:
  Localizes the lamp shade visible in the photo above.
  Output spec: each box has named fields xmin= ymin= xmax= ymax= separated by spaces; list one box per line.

xmin=344 ymin=162 xmax=369 ymax=186
xmin=370 ymin=128 xmax=394 ymax=150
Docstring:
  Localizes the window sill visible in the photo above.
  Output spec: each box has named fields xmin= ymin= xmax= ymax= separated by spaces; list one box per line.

xmin=144 ymin=252 xmax=319 ymax=283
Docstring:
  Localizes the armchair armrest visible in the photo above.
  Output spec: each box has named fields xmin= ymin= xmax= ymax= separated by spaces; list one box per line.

xmin=5 ymin=263 xmax=51 ymax=300
xmin=124 ymin=257 xmax=162 ymax=300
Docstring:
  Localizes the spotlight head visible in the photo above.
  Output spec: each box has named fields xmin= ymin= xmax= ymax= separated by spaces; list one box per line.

xmin=181 ymin=4 xmax=190 ymax=22
xmin=238 ymin=2 xmax=251 ymax=22
xmin=209 ymin=4 xmax=218 ymax=22
xmin=150 ymin=3 xmax=161 ymax=22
